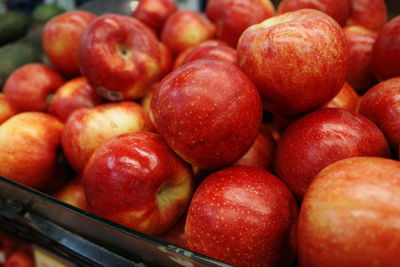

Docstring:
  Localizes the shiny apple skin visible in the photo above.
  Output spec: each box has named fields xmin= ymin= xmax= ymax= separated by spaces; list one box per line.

xmin=274 ymin=108 xmax=390 ymax=200
xmin=372 ymin=16 xmax=400 ymax=81
xmin=43 ymin=10 xmax=96 ymax=77
xmin=206 ymin=0 xmax=275 ymax=47
xmin=322 ymin=82 xmax=359 ymax=112
xmin=237 ymin=9 xmax=349 ymax=117
xmin=278 ymin=0 xmax=350 ymax=26
xmin=161 ymin=10 xmax=215 ymax=57
xmin=131 ymin=0 xmax=177 ymax=35
xmin=0 ymin=93 xmax=19 ymax=124
xmin=0 ymin=112 xmax=63 ymax=189
xmin=62 ymin=101 xmax=153 ymax=173
xmin=83 ymin=132 xmax=194 ymax=236
xmin=358 ymin=77 xmax=400 ymax=150
xmin=183 ymin=44 xmax=237 ymax=66
xmin=343 ymin=26 xmax=378 ymax=92
xmin=49 ymin=77 xmax=103 ymax=122
xmin=54 ymin=177 xmax=88 ymax=210
xmin=347 ymin=0 xmax=387 ymax=31
xmin=79 ymin=14 xmax=164 ymax=100
xmin=3 ymin=63 xmax=64 ymax=112
xmin=298 ymin=157 xmax=400 ymax=267
xmin=185 ymin=166 xmax=298 ymax=267
xmin=150 ymin=59 xmax=262 ymax=170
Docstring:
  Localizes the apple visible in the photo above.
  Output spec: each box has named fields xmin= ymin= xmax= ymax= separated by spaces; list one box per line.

xmin=157 ymin=214 xmax=188 ymax=249
xmin=232 ymin=127 xmax=276 ymax=171
xmin=161 ymin=10 xmax=215 ymax=57
xmin=42 ymin=10 xmax=96 ymax=77
xmin=274 ymin=108 xmax=390 ymax=200
xmin=4 ymin=251 xmax=34 ymax=267
xmin=150 ymin=59 xmax=262 ymax=169
xmin=54 ymin=176 xmax=87 ymax=210
xmin=278 ymin=0 xmax=350 ymax=26
xmin=0 ymin=112 xmax=63 ymax=190
xmin=298 ymin=157 xmax=400 ymax=267
xmin=237 ymin=9 xmax=349 ymax=117
xmin=322 ymin=82 xmax=359 ymax=112
xmin=131 ymin=0 xmax=177 ymax=35
xmin=182 ymin=43 xmax=237 ymax=66
xmin=372 ymin=16 xmax=400 ymax=81
xmin=185 ymin=166 xmax=298 ymax=267
xmin=0 ymin=93 xmax=19 ymax=124
xmin=205 ymin=0 xmax=275 ymax=47
xmin=48 ymin=77 xmax=103 ymax=122
xmin=343 ymin=25 xmax=378 ymax=92
xmin=358 ymin=77 xmax=400 ymax=151
xmin=347 ymin=0 xmax=387 ymax=31
xmin=83 ymin=131 xmax=194 ymax=235
xmin=62 ymin=101 xmax=153 ymax=173
xmin=3 ymin=63 xmax=64 ymax=112
xmin=158 ymin=42 xmax=173 ymax=78
xmin=79 ymin=14 xmax=165 ymax=100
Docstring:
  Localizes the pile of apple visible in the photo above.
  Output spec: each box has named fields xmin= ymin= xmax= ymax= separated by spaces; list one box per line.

xmin=1 ymin=0 xmax=400 ymax=266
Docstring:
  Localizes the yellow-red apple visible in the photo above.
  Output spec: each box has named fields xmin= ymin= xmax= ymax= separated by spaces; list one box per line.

xmin=0 ymin=93 xmax=19 ymax=124
xmin=322 ymin=82 xmax=359 ymax=112
xmin=347 ymin=0 xmax=387 ymax=31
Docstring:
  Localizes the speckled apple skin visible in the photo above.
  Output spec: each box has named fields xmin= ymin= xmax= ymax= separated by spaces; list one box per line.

xmin=358 ymin=77 xmax=400 ymax=150
xmin=0 ymin=112 xmax=63 ymax=189
xmin=237 ymin=9 xmax=349 ymax=117
xmin=83 ymin=132 xmax=194 ymax=236
xmin=49 ymin=77 xmax=103 ymax=122
xmin=43 ymin=10 xmax=96 ymax=77
xmin=0 ymin=93 xmax=19 ymax=124
xmin=347 ymin=0 xmax=387 ymax=31
xmin=298 ymin=157 xmax=400 ymax=267
xmin=3 ymin=63 xmax=64 ymax=112
xmin=62 ymin=102 xmax=153 ymax=173
xmin=131 ymin=0 xmax=177 ymax=35
xmin=274 ymin=108 xmax=390 ymax=200
xmin=79 ymin=14 xmax=164 ymax=100
xmin=372 ymin=16 xmax=400 ymax=81
xmin=161 ymin=10 xmax=215 ymax=57
xmin=322 ymin=83 xmax=359 ymax=112
xmin=206 ymin=0 xmax=275 ymax=47
xmin=278 ymin=0 xmax=350 ymax=26
xmin=185 ymin=166 xmax=298 ymax=267
xmin=183 ymin=44 xmax=238 ymax=66
xmin=150 ymin=59 xmax=262 ymax=170
xmin=343 ymin=26 xmax=378 ymax=92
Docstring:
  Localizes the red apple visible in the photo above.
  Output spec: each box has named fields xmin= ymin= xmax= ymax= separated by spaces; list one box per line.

xmin=343 ymin=25 xmax=378 ymax=92
xmin=42 ymin=10 xmax=96 ymax=77
xmin=79 ymin=14 xmax=165 ymax=100
xmin=3 ymin=63 xmax=64 ymax=112
xmin=0 ymin=112 xmax=63 ymax=189
xmin=62 ymin=101 xmax=153 ymax=173
xmin=237 ymin=9 xmax=349 ymax=117
xmin=372 ymin=16 xmax=400 ymax=81
xmin=157 ymin=214 xmax=188 ymax=249
xmin=206 ymin=0 xmax=275 ymax=47
xmin=274 ymin=108 xmax=390 ymax=200
xmin=161 ymin=10 xmax=215 ymax=57
xmin=232 ymin=128 xmax=276 ymax=171
xmin=150 ymin=59 xmax=262 ymax=169
xmin=48 ymin=77 xmax=103 ymax=122
xmin=83 ymin=132 xmax=194 ymax=235
xmin=131 ymin=0 xmax=177 ymax=35
xmin=358 ymin=77 xmax=400 ymax=151
xmin=4 ymin=251 xmax=34 ymax=267
xmin=158 ymin=42 xmax=172 ymax=78
xmin=347 ymin=0 xmax=387 ymax=31
xmin=322 ymin=82 xmax=359 ymax=112
xmin=182 ymin=43 xmax=237 ymax=66
xmin=0 ymin=93 xmax=19 ymax=124
xmin=278 ymin=0 xmax=350 ymax=26
xmin=185 ymin=166 xmax=298 ymax=267
xmin=298 ymin=157 xmax=400 ymax=267
xmin=54 ymin=176 xmax=87 ymax=210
